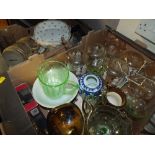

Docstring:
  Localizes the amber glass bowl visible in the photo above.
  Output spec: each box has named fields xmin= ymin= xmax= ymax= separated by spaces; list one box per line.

xmin=47 ymin=103 xmax=84 ymax=135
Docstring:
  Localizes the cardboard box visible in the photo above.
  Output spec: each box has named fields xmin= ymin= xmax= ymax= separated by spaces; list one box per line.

xmin=7 ymin=28 xmax=155 ymax=134
xmin=7 ymin=47 xmax=69 ymax=86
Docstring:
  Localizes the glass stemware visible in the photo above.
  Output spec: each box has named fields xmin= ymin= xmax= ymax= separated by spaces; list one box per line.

xmin=67 ymin=50 xmax=86 ymax=77
xmin=87 ymin=44 xmax=107 ymax=76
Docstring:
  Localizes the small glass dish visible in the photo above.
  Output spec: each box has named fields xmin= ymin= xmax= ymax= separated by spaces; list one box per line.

xmin=85 ymin=105 xmax=132 ymax=135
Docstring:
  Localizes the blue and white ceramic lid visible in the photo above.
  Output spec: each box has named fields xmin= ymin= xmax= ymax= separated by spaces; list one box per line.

xmin=79 ymin=73 xmax=103 ymax=96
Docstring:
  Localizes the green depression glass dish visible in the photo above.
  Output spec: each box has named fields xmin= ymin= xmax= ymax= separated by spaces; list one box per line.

xmin=87 ymin=105 xmax=132 ymax=135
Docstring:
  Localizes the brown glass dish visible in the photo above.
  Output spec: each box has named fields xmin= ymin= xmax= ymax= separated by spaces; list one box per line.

xmin=47 ymin=103 xmax=84 ymax=135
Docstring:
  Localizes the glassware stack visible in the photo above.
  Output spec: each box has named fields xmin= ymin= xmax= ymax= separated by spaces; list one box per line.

xmin=102 ymin=48 xmax=155 ymax=119
xmin=115 ymin=51 xmax=155 ymax=119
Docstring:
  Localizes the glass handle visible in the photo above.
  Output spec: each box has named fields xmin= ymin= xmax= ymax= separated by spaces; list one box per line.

xmin=82 ymin=99 xmax=94 ymax=134
xmin=64 ymin=81 xmax=79 ymax=95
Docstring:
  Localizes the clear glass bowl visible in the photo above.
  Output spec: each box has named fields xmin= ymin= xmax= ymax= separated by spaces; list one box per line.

xmin=86 ymin=105 xmax=132 ymax=135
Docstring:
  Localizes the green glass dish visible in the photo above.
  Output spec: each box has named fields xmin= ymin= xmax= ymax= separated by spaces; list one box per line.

xmin=83 ymin=103 xmax=132 ymax=135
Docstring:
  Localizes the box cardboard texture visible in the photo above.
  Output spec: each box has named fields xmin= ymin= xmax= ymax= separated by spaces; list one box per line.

xmin=8 ymin=54 xmax=45 ymax=86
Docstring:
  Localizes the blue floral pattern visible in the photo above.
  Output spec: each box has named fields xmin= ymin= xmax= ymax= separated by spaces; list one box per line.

xmin=79 ymin=73 xmax=103 ymax=96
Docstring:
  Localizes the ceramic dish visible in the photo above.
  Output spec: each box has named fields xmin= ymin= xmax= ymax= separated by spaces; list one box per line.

xmin=106 ymin=86 xmax=126 ymax=108
xmin=33 ymin=20 xmax=71 ymax=47
xmin=79 ymin=73 xmax=103 ymax=96
xmin=32 ymin=72 xmax=79 ymax=108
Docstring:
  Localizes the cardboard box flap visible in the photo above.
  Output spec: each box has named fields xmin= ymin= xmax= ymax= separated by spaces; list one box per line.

xmin=8 ymin=54 xmax=44 ymax=86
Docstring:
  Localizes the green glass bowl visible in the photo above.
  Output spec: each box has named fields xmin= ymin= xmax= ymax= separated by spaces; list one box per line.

xmin=87 ymin=105 xmax=132 ymax=135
